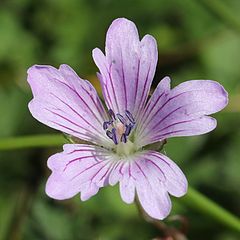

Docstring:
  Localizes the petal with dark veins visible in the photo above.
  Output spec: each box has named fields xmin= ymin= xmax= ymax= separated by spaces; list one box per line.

xmin=93 ymin=18 xmax=158 ymax=118
xmin=27 ymin=64 xmax=112 ymax=147
xmin=136 ymin=79 xmax=228 ymax=147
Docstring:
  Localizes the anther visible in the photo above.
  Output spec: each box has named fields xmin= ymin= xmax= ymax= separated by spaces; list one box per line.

xmin=116 ymin=113 xmax=126 ymax=124
xmin=125 ymin=110 xmax=135 ymax=124
xmin=125 ymin=123 xmax=133 ymax=136
xmin=121 ymin=133 xmax=127 ymax=143
xmin=104 ymin=109 xmax=135 ymax=145
xmin=103 ymin=120 xmax=113 ymax=130
xmin=106 ymin=130 xmax=113 ymax=139
xmin=111 ymin=128 xmax=118 ymax=145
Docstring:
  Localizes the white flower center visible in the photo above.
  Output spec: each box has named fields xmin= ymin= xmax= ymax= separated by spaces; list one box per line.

xmin=116 ymin=140 xmax=135 ymax=156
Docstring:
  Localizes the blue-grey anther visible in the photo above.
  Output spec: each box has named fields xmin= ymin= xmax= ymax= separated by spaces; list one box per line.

xmin=103 ymin=120 xmax=113 ymax=130
xmin=116 ymin=113 xmax=126 ymax=124
xmin=125 ymin=123 xmax=133 ymax=136
xmin=111 ymin=128 xmax=118 ymax=145
xmin=121 ymin=133 xmax=127 ymax=143
xmin=106 ymin=130 xmax=113 ymax=139
xmin=103 ymin=121 xmax=109 ymax=130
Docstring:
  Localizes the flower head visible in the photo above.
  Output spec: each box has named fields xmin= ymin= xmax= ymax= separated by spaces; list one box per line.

xmin=27 ymin=18 xmax=228 ymax=220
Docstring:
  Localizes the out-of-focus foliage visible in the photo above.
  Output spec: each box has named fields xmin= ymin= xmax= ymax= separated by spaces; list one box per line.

xmin=0 ymin=0 xmax=240 ymax=239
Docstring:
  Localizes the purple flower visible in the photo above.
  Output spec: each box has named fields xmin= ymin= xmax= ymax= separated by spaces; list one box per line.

xmin=27 ymin=18 xmax=228 ymax=220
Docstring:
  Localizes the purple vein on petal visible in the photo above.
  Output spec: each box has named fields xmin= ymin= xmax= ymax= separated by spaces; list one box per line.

xmin=135 ymin=64 xmax=151 ymax=119
xmin=133 ymin=58 xmax=141 ymax=110
xmin=45 ymin=108 xmax=91 ymax=133
xmin=147 ymin=130 xmax=186 ymax=142
xmin=90 ymin=161 xmax=112 ymax=182
xmin=134 ymin=161 xmax=147 ymax=179
xmin=99 ymin=161 xmax=115 ymax=182
xmin=63 ymin=154 xmax=103 ymax=171
xmin=138 ymin=90 xmax=195 ymax=137
xmin=154 ymin=119 xmax=199 ymax=134
xmin=146 ymin=152 xmax=181 ymax=177
xmin=119 ymin=162 xmax=125 ymax=175
xmin=147 ymin=105 xmax=186 ymax=133
xmin=49 ymin=93 xmax=105 ymax=137
xmin=108 ymin=63 xmax=120 ymax=113
xmin=120 ymin=48 xmax=127 ymax=110
xmin=97 ymin=72 xmax=114 ymax=111
xmin=46 ymin=109 xmax=102 ymax=142
xmin=50 ymin=121 xmax=89 ymax=139
xmin=136 ymin=91 xmax=165 ymax=133
xmin=53 ymin=78 xmax=104 ymax=125
xmin=66 ymin=147 xmax=104 ymax=155
xmin=98 ymin=64 xmax=115 ymax=111
xmin=80 ymin=84 xmax=107 ymax=120
xmin=70 ymin=160 xmax=110 ymax=181
xmin=144 ymin=158 xmax=167 ymax=181
xmin=128 ymin=161 xmax=136 ymax=180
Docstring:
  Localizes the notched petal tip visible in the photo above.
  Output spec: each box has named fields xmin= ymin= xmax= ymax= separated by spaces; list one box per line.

xmin=45 ymin=173 xmax=74 ymax=200
xmin=80 ymin=183 xmax=100 ymax=201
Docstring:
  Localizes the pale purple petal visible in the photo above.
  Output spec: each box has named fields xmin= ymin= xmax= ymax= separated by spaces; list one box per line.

xmin=141 ymin=151 xmax=188 ymax=197
xmin=136 ymin=79 xmax=228 ymax=147
xmin=129 ymin=151 xmax=187 ymax=219
xmin=136 ymin=76 xmax=171 ymax=126
xmin=136 ymin=180 xmax=172 ymax=220
xmin=119 ymin=162 xmax=135 ymax=204
xmin=93 ymin=18 xmax=158 ymax=118
xmin=107 ymin=150 xmax=187 ymax=220
xmin=27 ymin=65 xmax=112 ymax=146
xmin=79 ymin=181 xmax=99 ymax=201
xmin=46 ymin=144 xmax=114 ymax=200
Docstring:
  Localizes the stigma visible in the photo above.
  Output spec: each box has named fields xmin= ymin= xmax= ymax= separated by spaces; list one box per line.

xmin=103 ymin=109 xmax=135 ymax=145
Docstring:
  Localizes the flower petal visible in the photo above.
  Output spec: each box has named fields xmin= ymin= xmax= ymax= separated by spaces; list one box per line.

xmin=108 ymin=150 xmax=187 ymax=219
xmin=46 ymin=144 xmax=115 ymax=200
xmin=27 ymin=64 xmax=112 ymax=146
xmin=119 ymin=162 xmax=135 ymax=204
xmin=136 ymin=79 xmax=228 ymax=146
xmin=93 ymin=18 xmax=158 ymax=118
xmin=129 ymin=151 xmax=187 ymax=219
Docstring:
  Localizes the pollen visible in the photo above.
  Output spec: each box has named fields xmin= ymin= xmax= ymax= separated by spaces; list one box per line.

xmin=116 ymin=122 xmax=125 ymax=136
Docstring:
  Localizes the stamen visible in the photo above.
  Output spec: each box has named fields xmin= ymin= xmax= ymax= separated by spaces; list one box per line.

xmin=125 ymin=110 xmax=135 ymax=124
xmin=116 ymin=113 xmax=126 ymax=124
xmin=108 ymin=109 xmax=116 ymax=120
xmin=103 ymin=121 xmax=112 ymax=130
xmin=125 ymin=123 xmax=133 ymax=136
xmin=106 ymin=130 xmax=113 ymax=139
xmin=104 ymin=109 xmax=135 ymax=145
xmin=121 ymin=133 xmax=127 ymax=143
xmin=111 ymin=128 xmax=118 ymax=145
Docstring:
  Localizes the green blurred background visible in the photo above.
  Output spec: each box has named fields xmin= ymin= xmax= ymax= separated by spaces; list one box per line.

xmin=0 ymin=0 xmax=240 ymax=239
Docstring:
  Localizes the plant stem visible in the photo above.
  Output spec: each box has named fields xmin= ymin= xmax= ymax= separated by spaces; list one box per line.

xmin=180 ymin=187 xmax=240 ymax=232
xmin=0 ymin=134 xmax=65 ymax=150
